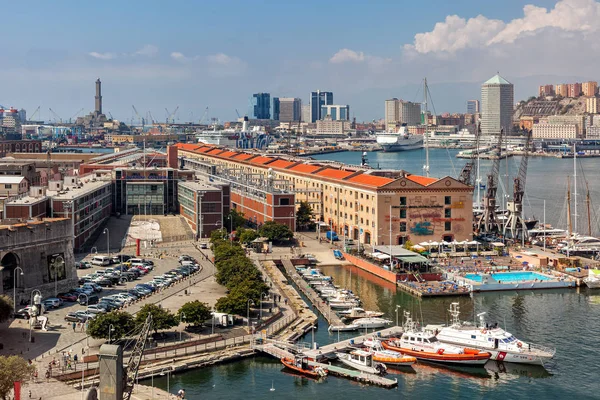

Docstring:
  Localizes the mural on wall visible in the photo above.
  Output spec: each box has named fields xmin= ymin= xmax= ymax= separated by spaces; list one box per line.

xmin=47 ymin=253 xmax=66 ymax=282
xmin=410 ymin=222 xmax=434 ymax=236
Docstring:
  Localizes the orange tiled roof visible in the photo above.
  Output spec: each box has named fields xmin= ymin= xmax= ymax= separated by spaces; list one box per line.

xmin=175 ymin=143 xmax=202 ymax=151
xmin=198 ymin=146 xmax=214 ymax=153
xmin=316 ymin=168 xmax=355 ymax=180
xmin=406 ymin=175 xmax=438 ymax=186
xmin=268 ymin=159 xmax=295 ymax=169
xmin=233 ymin=153 xmax=255 ymax=161
xmin=220 ymin=151 xmax=239 ymax=158
xmin=346 ymin=174 xmax=394 ymax=187
xmin=207 ymin=148 xmax=225 ymax=155
xmin=289 ymin=164 xmax=323 ymax=174
xmin=251 ymin=156 xmax=275 ymax=165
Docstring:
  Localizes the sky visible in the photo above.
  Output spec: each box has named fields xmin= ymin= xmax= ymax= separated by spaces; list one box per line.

xmin=2 ymin=0 xmax=600 ymax=123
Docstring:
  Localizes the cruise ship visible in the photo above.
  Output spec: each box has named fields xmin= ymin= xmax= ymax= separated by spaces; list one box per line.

xmin=376 ymin=126 xmax=423 ymax=152
xmin=196 ymin=117 xmax=273 ymax=150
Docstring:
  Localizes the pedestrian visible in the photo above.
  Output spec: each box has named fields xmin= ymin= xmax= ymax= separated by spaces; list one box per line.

xmin=72 ymin=322 xmax=76 ymax=332
xmin=177 ymin=388 xmax=185 ymax=399
xmin=74 ymin=354 xmax=78 ymax=363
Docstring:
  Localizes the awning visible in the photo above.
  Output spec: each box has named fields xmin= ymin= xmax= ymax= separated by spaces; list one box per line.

xmin=491 ymin=242 xmax=505 ymax=247
xmin=397 ymin=254 xmax=429 ymax=263
xmin=374 ymin=253 xmax=390 ymax=260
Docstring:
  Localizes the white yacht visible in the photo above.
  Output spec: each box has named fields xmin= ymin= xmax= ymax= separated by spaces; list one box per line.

xmin=336 ymin=350 xmax=387 ymax=375
xmin=353 ymin=317 xmax=392 ymax=329
xmin=584 ymin=269 xmax=600 ymax=289
xmin=559 ymin=236 xmax=600 ymax=255
xmin=427 ymin=303 xmax=555 ymax=365
xmin=376 ymin=126 xmax=423 ymax=152
xmin=339 ymin=307 xmax=384 ymax=320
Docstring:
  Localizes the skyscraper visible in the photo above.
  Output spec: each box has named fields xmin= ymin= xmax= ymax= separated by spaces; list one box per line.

xmin=481 ymin=74 xmax=513 ymax=136
xmin=466 ymin=100 xmax=480 ymax=114
xmin=250 ymin=93 xmax=271 ymax=119
xmin=278 ymin=98 xmax=302 ymax=122
xmin=384 ymin=98 xmax=421 ymax=130
xmin=321 ymin=105 xmax=350 ymax=121
xmin=310 ymin=90 xmax=333 ymax=122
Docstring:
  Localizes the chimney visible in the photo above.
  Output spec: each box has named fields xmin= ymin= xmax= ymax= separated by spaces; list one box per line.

xmin=242 ymin=116 xmax=249 ymax=131
xmin=167 ymin=146 xmax=178 ymax=169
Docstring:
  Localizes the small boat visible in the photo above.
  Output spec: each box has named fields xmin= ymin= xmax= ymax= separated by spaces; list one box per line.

xmin=584 ymin=269 xmax=600 ymax=289
xmin=336 ymin=350 xmax=387 ymax=375
xmin=339 ymin=307 xmax=384 ymax=320
xmin=328 ymin=323 xmax=359 ymax=332
xmin=281 ymin=356 xmax=328 ymax=378
xmin=362 ymin=338 xmax=417 ymax=366
xmin=382 ymin=311 xmax=491 ymax=366
xmin=353 ymin=317 xmax=392 ymax=329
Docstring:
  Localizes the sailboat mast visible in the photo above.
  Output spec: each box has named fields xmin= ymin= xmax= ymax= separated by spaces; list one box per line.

xmin=586 ymin=183 xmax=592 ymax=236
xmin=567 ymin=176 xmax=572 ymax=258
xmin=423 ymin=78 xmax=430 ymax=177
xmin=574 ymin=143 xmax=578 ymax=234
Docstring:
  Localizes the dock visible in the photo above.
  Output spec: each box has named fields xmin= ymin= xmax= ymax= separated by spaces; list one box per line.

xmin=280 ymin=259 xmax=345 ymax=327
xmin=396 ymin=281 xmax=471 ymax=297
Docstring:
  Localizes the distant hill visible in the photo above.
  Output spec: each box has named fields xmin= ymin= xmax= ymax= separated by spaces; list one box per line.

xmin=514 ymin=96 xmax=588 ymax=121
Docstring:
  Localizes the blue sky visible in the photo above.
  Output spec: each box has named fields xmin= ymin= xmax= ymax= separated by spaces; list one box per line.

xmin=2 ymin=0 xmax=598 ymax=123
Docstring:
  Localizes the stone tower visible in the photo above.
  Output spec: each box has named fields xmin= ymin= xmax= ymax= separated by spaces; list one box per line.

xmin=95 ymin=78 xmax=103 ymax=115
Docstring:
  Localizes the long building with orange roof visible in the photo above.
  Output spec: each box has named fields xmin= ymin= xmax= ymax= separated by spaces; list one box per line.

xmin=175 ymin=144 xmax=474 ymax=244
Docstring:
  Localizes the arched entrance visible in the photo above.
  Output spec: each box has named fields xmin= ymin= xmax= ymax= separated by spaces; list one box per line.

xmin=1 ymin=252 xmax=19 ymax=291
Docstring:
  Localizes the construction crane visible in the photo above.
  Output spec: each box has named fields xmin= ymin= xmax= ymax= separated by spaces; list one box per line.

xmin=28 ymin=106 xmax=41 ymax=122
xmin=504 ymin=129 xmax=533 ymax=241
xmin=458 ymin=123 xmax=481 ymax=186
xmin=199 ymin=107 xmax=209 ymax=125
xmin=122 ymin=314 xmax=153 ymax=400
xmin=48 ymin=108 xmax=62 ymax=123
xmin=68 ymin=108 xmax=85 ymax=124
xmin=131 ymin=105 xmax=145 ymax=129
xmin=165 ymin=106 xmax=179 ymax=124
xmin=235 ymin=109 xmax=241 ymax=119
xmin=477 ymin=128 xmax=504 ymax=235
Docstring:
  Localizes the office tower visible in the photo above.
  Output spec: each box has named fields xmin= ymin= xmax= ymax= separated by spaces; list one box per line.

xmin=278 ymin=98 xmax=302 ymax=122
xmin=272 ymin=97 xmax=280 ymax=121
xmin=250 ymin=93 xmax=270 ymax=119
xmin=310 ymin=90 xmax=333 ymax=122
xmin=466 ymin=100 xmax=480 ymax=114
xmin=481 ymin=74 xmax=514 ymax=136
xmin=320 ymin=105 xmax=350 ymax=121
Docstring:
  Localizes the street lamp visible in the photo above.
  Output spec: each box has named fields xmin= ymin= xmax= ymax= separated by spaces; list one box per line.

xmin=179 ymin=312 xmax=186 ymax=342
xmin=227 ymin=214 xmax=233 ymax=246
xmin=54 ymin=255 xmax=65 ymax=297
xmin=80 ymin=293 xmax=90 ymax=348
xmin=108 ymin=324 xmax=115 ymax=344
xmin=29 ymin=290 xmax=42 ymax=343
xmin=160 ymin=368 xmax=171 ymax=398
xmin=211 ymin=307 xmax=215 ymax=335
xmin=259 ymin=292 xmax=269 ymax=320
xmin=103 ymin=228 xmax=110 ymax=258
xmin=395 ymin=305 xmax=401 ymax=327
xmin=13 ymin=267 xmax=24 ymax=313
xmin=246 ymin=299 xmax=254 ymax=333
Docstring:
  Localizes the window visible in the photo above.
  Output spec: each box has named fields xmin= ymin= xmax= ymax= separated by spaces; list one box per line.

xmin=279 ymin=198 xmax=290 ymax=205
xmin=361 ymin=218 xmax=364 ymax=224
xmin=4 ymin=184 xmax=12 ymax=189
xmin=400 ymin=222 xmax=407 ymax=232
xmin=445 ymin=196 xmax=451 ymax=205
xmin=366 ymin=207 xmax=369 ymax=213
xmin=417 ymin=338 xmax=422 ymax=342
xmin=360 ymin=205 xmax=364 ymax=212
xmin=361 ymin=193 xmax=364 ymax=199
xmin=366 ymin=195 xmax=369 ymax=200
xmin=400 ymin=209 xmax=406 ymax=218
xmin=445 ymin=221 xmax=452 ymax=231
xmin=400 ymin=197 xmax=407 ymax=206
xmin=445 ymin=208 xmax=451 ymax=218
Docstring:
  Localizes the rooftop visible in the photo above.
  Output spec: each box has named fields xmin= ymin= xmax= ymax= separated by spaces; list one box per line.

xmin=46 ymin=175 xmax=112 ymax=200
xmin=179 ymin=180 xmax=222 ymax=192
xmin=484 ymin=74 xmax=511 ymax=85
xmin=0 ymin=176 xmax=27 ymax=184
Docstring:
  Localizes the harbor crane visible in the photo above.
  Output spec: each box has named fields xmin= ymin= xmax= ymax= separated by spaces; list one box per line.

xmin=48 ymin=108 xmax=62 ymax=123
xmin=122 ymin=314 xmax=153 ymax=400
xmin=69 ymin=108 xmax=85 ymax=123
xmin=458 ymin=123 xmax=481 ymax=186
xmin=131 ymin=105 xmax=145 ymax=129
xmin=165 ymin=106 xmax=179 ymax=124
xmin=477 ymin=128 xmax=504 ymax=234
xmin=28 ymin=106 xmax=40 ymax=122
xmin=199 ymin=107 xmax=209 ymax=125
xmin=504 ymin=129 xmax=533 ymax=241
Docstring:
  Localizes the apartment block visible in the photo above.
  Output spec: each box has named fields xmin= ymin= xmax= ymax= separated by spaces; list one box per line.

xmin=532 ymin=122 xmax=577 ymax=139
xmin=555 ymin=84 xmax=568 ymax=97
xmin=568 ymin=83 xmax=582 ymax=98
xmin=538 ymin=85 xmax=554 ymax=97
xmin=582 ymin=81 xmax=597 ymax=97
xmin=586 ymin=97 xmax=600 ymax=114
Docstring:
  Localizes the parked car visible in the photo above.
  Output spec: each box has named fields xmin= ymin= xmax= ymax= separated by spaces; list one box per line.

xmin=94 ymin=278 xmax=113 ymax=287
xmin=91 ymin=256 xmax=111 ymax=266
xmin=64 ymin=312 xmax=87 ymax=323
xmin=86 ymin=305 xmax=107 ymax=314
xmin=13 ymin=308 xmax=30 ymax=319
xmin=43 ymin=298 xmax=63 ymax=308
xmin=200 ymin=242 xmax=208 ymax=249
xmin=57 ymin=292 xmax=78 ymax=302
xmin=97 ymin=300 xmax=120 ymax=311
xmin=78 ymin=287 xmax=94 ymax=296
xmin=76 ymin=261 xmax=92 ymax=269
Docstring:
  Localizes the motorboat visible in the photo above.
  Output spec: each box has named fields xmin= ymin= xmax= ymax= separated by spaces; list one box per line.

xmin=339 ymin=307 xmax=384 ymax=320
xmin=328 ymin=293 xmax=360 ymax=309
xmin=328 ymin=323 xmax=359 ymax=332
xmin=583 ymin=269 xmax=600 ymax=289
xmin=382 ymin=311 xmax=491 ymax=366
xmin=427 ymin=303 xmax=555 ymax=365
xmin=362 ymin=338 xmax=417 ymax=366
xmin=353 ymin=317 xmax=392 ymax=329
xmin=336 ymin=350 xmax=387 ymax=375
xmin=281 ymin=356 xmax=328 ymax=378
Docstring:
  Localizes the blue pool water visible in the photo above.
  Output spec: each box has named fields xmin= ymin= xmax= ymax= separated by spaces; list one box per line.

xmin=465 ymin=271 xmax=553 ymax=283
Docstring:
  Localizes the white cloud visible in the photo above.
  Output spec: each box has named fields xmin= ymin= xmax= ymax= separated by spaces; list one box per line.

xmin=88 ymin=52 xmax=117 ymax=60
xmin=132 ymin=44 xmax=159 ymax=57
xmin=330 ymin=49 xmax=365 ymax=63
xmin=170 ymin=52 xmax=187 ymax=62
xmin=207 ymin=53 xmax=237 ymax=65
xmin=407 ymin=0 xmax=600 ymax=54
xmin=206 ymin=53 xmax=246 ymax=77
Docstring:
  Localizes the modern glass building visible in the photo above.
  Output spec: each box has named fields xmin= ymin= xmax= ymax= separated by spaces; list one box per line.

xmin=320 ymin=105 xmax=350 ymax=121
xmin=250 ymin=93 xmax=271 ymax=119
xmin=272 ymin=97 xmax=280 ymax=121
xmin=310 ymin=90 xmax=333 ymax=122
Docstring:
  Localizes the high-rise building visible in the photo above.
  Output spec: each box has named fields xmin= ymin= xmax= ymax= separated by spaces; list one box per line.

xmin=568 ymin=83 xmax=582 ymax=98
xmin=586 ymin=97 xmax=600 ymax=114
xmin=466 ymin=100 xmax=480 ymax=114
xmin=538 ymin=85 xmax=554 ymax=97
xmin=301 ymin=105 xmax=310 ymax=123
xmin=384 ymin=99 xmax=421 ymax=130
xmin=481 ymin=74 xmax=514 ymax=136
xmin=250 ymin=93 xmax=271 ymax=119
xmin=278 ymin=98 xmax=302 ymax=122
xmin=272 ymin=97 xmax=280 ymax=121
xmin=310 ymin=90 xmax=333 ymax=122
xmin=320 ymin=105 xmax=350 ymax=121
xmin=582 ymin=81 xmax=598 ymax=97
xmin=555 ymin=84 xmax=568 ymax=97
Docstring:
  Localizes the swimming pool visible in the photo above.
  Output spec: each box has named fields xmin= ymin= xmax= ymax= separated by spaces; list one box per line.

xmin=465 ymin=271 xmax=553 ymax=283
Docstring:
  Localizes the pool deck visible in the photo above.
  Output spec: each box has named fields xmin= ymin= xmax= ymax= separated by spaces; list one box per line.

xmin=450 ymin=270 xmax=577 ymax=292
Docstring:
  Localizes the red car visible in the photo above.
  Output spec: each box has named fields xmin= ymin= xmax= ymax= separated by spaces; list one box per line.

xmin=132 ymin=266 xmax=148 ymax=274
xmin=57 ymin=292 xmax=78 ymax=302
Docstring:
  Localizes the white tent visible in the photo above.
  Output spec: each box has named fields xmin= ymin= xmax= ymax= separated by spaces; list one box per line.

xmin=375 ymin=253 xmax=390 ymax=260
xmin=491 ymin=242 xmax=505 ymax=247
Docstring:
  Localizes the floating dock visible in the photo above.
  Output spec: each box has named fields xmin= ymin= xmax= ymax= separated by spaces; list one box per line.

xmin=396 ymin=281 xmax=471 ymax=297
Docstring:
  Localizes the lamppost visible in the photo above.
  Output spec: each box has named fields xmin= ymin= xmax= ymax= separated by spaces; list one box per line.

xmin=259 ymin=292 xmax=269 ymax=320
xmin=108 ymin=324 xmax=115 ymax=344
xmin=103 ymin=228 xmax=110 ymax=258
xmin=13 ymin=267 xmax=24 ymax=313
xmin=227 ymin=214 xmax=233 ymax=246
xmin=211 ymin=307 xmax=215 ymax=335
xmin=179 ymin=312 xmax=186 ymax=342
xmin=80 ymin=293 xmax=89 ymax=347
xmin=54 ymin=255 xmax=65 ymax=297
xmin=395 ymin=305 xmax=401 ymax=327
xmin=160 ymin=368 xmax=171 ymax=398
xmin=246 ymin=299 xmax=254 ymax=333
xmin=29 ymin=289 xmax=42 ymax=343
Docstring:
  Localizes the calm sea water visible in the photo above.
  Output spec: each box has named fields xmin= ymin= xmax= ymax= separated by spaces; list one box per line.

xmin=150 ymin=264 xmax=600 ymax=400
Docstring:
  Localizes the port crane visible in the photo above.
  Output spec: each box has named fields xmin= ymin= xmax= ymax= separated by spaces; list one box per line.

xmin=131 ymin=105 xmax=145 ymax=129
xmin=123 ymin=314 xmax=153 ymax=400
xmin=69 ymin=108 xmax=85 ymax=123
xmin=477 ymin=128 xmax=503 ymax=234
xmin=199 ymin=107 xmax=209 ymax=125
xmin=458 ymin=123 xmax=481 ymax=186
xmin=165 ymin=106 xmax=179 ymax=124
xmin=503 ymin=128 xmax=533 ymax=242
xmin=48 ymin=108 xmax=62 ymax=123
xmin=28 ymin=106 xmax=41 ymax=122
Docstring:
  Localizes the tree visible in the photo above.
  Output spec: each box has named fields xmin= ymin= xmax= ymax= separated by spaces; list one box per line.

xmin=135 ymin=304 xmax=177 ymax=333
xmin=178 ymin=301 xmax=212 ymax=327
xmin=296 ymin=201 xmax=314 ymax=230
xmin=239 ymin=228 xmax=259 ymax=244
xmin=213 ymin=243 xmax=245 ymax=264
xmin=259 ymin=221 xmax=293 ymax=243
xmin=210 ymin=228 xmax=228 ymax=243
xmin=0 ymin=296 xmax=12 ymax=323
xmin=0 ymin=356 xmax=35 ymax=400
xmin=225 ymin=209 xmax=246 ymax=232
xmin=87 ymin=311 xmax=135 ymax=340
xmin=403 ymin=240 xmax=414 ymax=251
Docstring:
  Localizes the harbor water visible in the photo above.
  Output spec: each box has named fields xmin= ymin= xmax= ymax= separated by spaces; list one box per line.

xmin=151 ymin=263 xmax=600 ymax=399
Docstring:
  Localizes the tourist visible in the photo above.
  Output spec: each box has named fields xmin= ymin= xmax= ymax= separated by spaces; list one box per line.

xmin=177 ymin=388 xmax=185 ymax=399
xmin=72 ymin=322 xmax=76 ymax=332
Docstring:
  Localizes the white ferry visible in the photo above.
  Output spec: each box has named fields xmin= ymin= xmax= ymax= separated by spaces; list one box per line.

xmin=376 ymin=126 xmax=423 ymax=152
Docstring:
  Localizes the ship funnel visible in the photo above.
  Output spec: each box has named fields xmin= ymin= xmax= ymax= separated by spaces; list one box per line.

xmin=242 ymin=116 xmax=249 ymax=131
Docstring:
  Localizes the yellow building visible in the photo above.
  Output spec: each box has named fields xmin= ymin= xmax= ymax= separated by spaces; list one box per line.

xmin=175 ymin=144 xmax=474 ymax=245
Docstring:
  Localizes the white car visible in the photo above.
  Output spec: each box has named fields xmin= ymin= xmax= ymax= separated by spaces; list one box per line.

xmin=86 ymin=305 xmax=107 ymax=314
